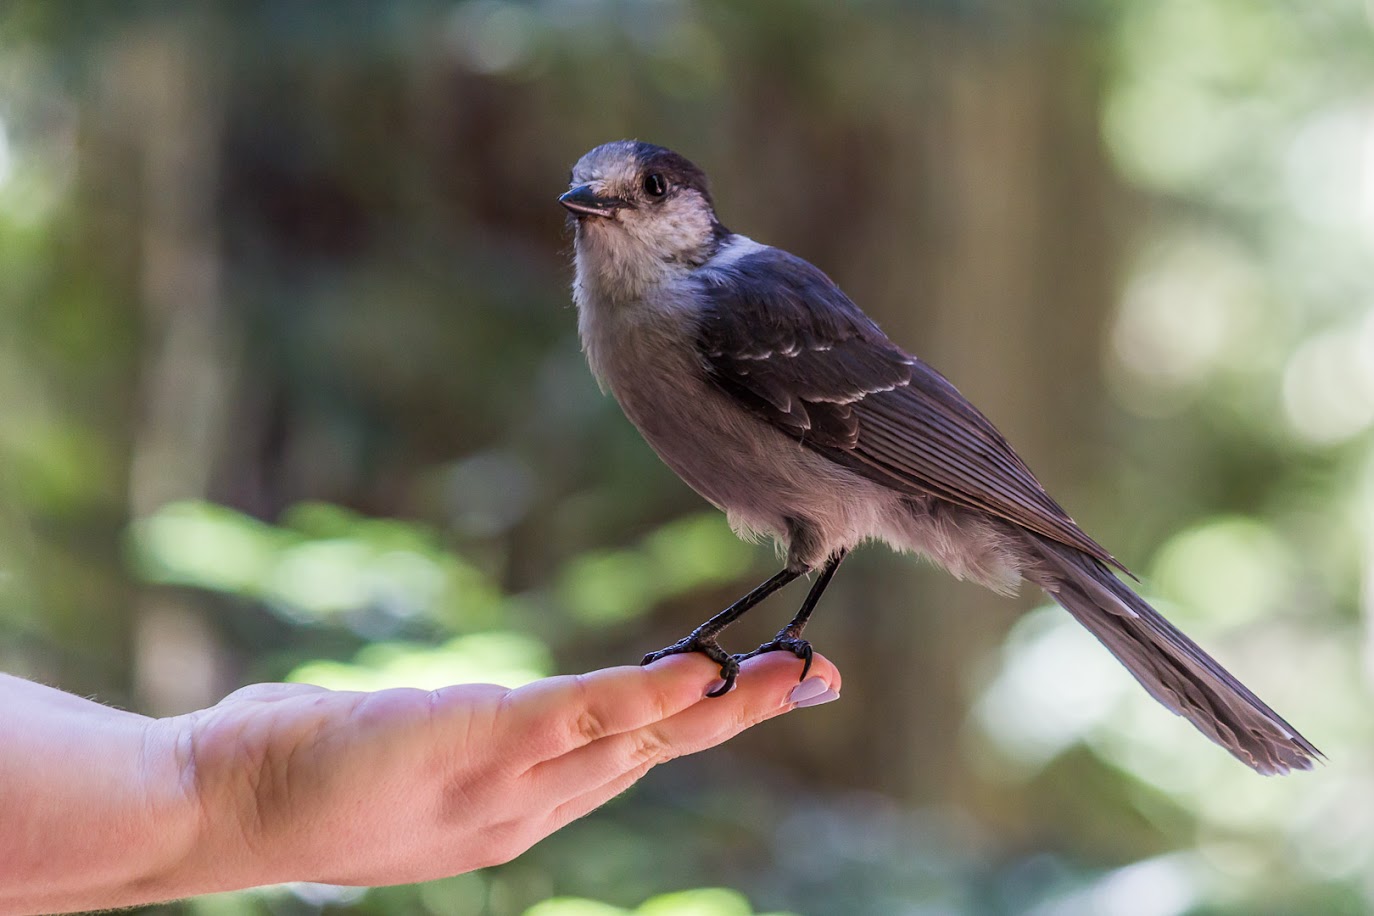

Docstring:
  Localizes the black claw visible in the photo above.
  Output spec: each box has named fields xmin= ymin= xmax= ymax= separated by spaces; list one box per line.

xmin=705 ymin=661 xmax=740 ymax=697
xmin=733 ymin=635 xmax=814 ymax=681
xmin=641 ymin=633 xmax=739 ymax=697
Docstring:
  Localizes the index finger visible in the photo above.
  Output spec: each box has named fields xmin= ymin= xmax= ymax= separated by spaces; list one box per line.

xmin=505 ymin=650 xmax=840 ymax=769
xmin=498 ymin=653 xmax=727 ymax=766
xmin=527 ymin=650 xmax=842 ymax=802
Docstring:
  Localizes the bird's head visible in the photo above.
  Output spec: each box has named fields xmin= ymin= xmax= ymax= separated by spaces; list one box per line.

xmin=561 ymin=141 xmax=728 ymax=301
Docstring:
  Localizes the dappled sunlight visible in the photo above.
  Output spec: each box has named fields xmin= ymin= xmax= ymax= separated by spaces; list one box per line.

xmin=1281 ymin=315 xmax=1374 ymax=444
xmin=131 ymin=500 xmax=504 ymax=631
xmin=974 ymin=606 xmax=1131 ymax=772
xmin=558 ymin=513 xmax=752 ymax=625
xmin=447 ymin=2 xmax=543 ymax=77
xmin=1149 ymin=516 xmax=1296 ymax=628
xmin=132 ymin=501 xmax=284 ymax=596
xmin=1110 ymin=234 xmax=1272 ymax=412
xmin=1283 ymin=104 xmax=1374 ymax=245
xmin=1024 ymin=854 xmax=1200 ymax=916
xmin=0 ymin=115 xmax=11 ymax=190
xmin=526 ymin=887 xmax=791 ymax=916
xmin=289 ymin=631 xmax=552 ymax=692
xmin=1104 ymin=0 xmax=1294 ymax=196
xmin=0 ymin=51 xmax=76 ymax=228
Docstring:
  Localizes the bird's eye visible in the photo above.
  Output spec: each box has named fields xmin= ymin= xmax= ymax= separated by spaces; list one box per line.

xmin=643 ymin=173 xmax=668 ymax=198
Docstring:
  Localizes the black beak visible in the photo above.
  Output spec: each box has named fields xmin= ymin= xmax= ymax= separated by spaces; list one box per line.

xmin=558 ymin=184 xmax=626 ymax=218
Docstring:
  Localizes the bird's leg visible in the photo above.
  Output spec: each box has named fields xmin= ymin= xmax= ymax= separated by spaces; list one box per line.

xmin=733 ymin=549 xmax=848 ymax=682
xmin=641 ymin=567 xmax=802 ymax=697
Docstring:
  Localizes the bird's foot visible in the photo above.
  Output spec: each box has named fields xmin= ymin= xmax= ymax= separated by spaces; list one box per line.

xmin=641 ymin=634 xmax=740 ymax=697
xmin=733 ymin=634 xmax=814 ymax=682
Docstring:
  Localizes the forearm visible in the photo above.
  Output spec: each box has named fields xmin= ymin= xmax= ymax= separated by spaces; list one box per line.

xmin=0 ymin=674 xmax=202 ymax=915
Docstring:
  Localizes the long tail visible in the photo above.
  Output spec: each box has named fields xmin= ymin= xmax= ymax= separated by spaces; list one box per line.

xmin=1024 ymin=536 xmax=1321 ymax=775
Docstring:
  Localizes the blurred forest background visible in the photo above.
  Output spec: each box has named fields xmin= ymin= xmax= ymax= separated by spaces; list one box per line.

xmin=1 ymin=1 xmax=1372 ymax=913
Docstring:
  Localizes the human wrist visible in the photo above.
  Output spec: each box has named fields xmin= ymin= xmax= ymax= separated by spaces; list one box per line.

xmin=92 ymin=715 xmax=211 ymax=910
xmin=0 ymin=688 xmax=203 ymax=916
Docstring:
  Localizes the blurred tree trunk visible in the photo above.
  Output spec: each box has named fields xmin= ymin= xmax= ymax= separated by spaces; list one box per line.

xmin=873 ymin=30 xmax=1118 ymax=812
xmin=114 ymin=18 xmax=235 ymax=716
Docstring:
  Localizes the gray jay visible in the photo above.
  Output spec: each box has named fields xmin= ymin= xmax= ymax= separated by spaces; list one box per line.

xmin=559 ymin=139 xmax=1318 ymax=775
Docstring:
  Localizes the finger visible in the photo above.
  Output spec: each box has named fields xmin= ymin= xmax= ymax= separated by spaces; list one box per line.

xmin=496 ymin=653 xmax=730 ymax=767
xmin=524 ymin=652 xmax=840 ymax=795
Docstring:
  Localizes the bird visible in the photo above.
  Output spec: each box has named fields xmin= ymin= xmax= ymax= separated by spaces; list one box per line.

xmin=557 ymin=139 xmax=1319 ymax=775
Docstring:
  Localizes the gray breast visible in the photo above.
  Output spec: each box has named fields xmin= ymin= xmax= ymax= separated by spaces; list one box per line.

xmin=585 ymin=302 xmax=899 ymax=564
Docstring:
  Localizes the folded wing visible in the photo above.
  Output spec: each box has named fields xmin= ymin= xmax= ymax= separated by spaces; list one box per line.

xmin=695 ymin=245 xmax=1125 ymax=573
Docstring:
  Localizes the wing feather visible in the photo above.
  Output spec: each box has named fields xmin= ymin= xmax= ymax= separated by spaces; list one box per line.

xmin=696 ymin=245 xmax=1126 ymax=573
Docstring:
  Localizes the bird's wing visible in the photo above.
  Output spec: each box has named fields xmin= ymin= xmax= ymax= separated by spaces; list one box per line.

xmin=695 ymin=245 xmax=1126 ymax=574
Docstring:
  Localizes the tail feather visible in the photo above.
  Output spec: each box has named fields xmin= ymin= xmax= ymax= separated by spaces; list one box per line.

xmin=1026 ymin=537 xmax=1321 ymax=775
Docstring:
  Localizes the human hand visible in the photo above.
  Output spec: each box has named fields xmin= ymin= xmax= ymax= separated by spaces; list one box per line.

xmin=172 ymin=651 xmax=841 ymax=892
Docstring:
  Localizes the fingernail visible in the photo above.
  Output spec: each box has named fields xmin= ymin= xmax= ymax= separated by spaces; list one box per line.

xmin=793 ymin=687 xmax=839 ymax=709
xmin=788 ymin=677 xmax=832 ymax=706
xmin=705 ymin=679 xmax=730 ymax=697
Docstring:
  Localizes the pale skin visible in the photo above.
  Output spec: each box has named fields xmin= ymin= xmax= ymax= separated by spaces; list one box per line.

xmin=0 ymin=653 xmax=840 ymax=916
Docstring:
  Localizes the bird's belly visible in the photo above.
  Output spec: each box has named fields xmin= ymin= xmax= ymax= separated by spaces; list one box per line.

xmin=611 ymin=369 xmax=899 ymax=566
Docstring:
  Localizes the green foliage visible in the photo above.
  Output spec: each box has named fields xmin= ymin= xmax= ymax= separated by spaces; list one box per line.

xmin=131 ymin=499 xmax=503 ymax=629
xmin=525 ymin=887 xmax=794 ymax=916
xmin=558 ymin=514 xmax=751 ymax=625
xmin=289 ymin=631 xmax=552 ymax=691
